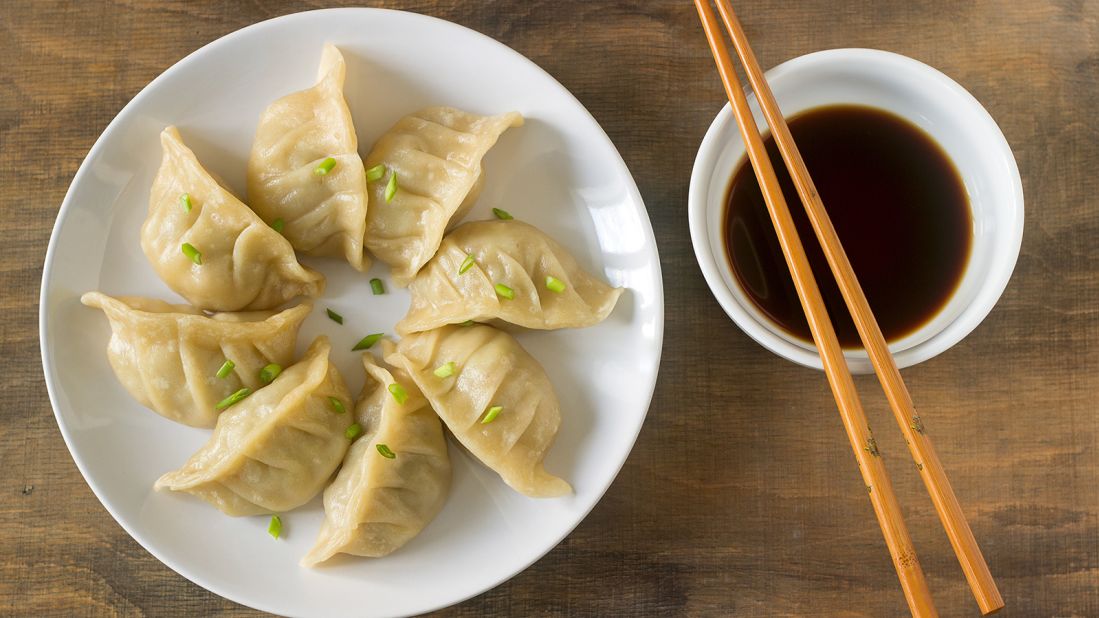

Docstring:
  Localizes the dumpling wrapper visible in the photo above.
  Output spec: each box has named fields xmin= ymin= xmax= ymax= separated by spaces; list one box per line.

xmin=81 ymin=291 xmax=311 ymax=428
xmin=363 ymin=107 xmax=523 ymax=285
xmin=303 ymin=345 xmax=450 ymax=566
xmin=396 ymin=219 xmax=623 ymax=335
xmin=142 ymin=126 xmax=325 ymax=312
xmin=247 ymin=43 xmax=370 ymax=271
xmin=386 ymin=325 xmax=570 ymax=498
xmin=155 ymin=336 xmax=353 ymax=516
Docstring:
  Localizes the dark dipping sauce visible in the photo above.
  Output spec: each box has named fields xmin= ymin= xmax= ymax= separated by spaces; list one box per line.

xmin=725 ymin=104 xmax=971 ymax=348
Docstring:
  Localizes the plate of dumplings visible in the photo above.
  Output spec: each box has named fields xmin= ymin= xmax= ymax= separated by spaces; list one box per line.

xmin=40 ymin=8 xmax=663 ymax=618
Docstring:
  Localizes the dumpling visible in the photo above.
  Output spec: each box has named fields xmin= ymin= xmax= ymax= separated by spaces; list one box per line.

xmin=81 ymin=291 xmax=310 ymax=428
xmin=142 ymin=126 xmax=325 ymax=312
xmin=385 ymin=325 xmax=570 ymax=498
xmin=247 ymin=43 xmax=370 ymax=271
xmin=396 ymin=219 xmax=623 ymax=335
xmin=303 ymin=345 xmax=450 ymax=566
xmin=363 ymin=107 xmax=523 ymax=285
xmin=155 ymin=337 xmax=353 ymax=516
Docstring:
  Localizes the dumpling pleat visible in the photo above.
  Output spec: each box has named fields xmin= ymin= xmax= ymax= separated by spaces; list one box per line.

xmin=397 ymin=220 xmax=622 ymax=334
xmin=492 ymin=386 xmax=541 ymax=455
xmin=262 ymin=122 xmax=323 ymax=163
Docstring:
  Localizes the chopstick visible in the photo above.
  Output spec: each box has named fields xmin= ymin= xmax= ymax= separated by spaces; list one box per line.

xmin=692 ymin=1 xmax=939 ymax=616
xmin=709 ymin=1 xmax=1004 ymax=615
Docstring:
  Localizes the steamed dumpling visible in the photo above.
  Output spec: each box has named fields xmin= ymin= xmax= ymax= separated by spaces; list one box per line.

xmin=247 ymin=44 xmax=370 ymax=271
xmin=142 ymin=126 xmax=325 ymax=312
xmin=303 ymin=345 xmax=450 ymax=566
xmin=386 ymin=325 xmax=570 ymax=498
xmin=397 ymin=219 xmax=623 ymax=335
xmin=363 ymin=107 xmax=523 ymax=285
xmin=155 ymin=337 xmax=352 ymax=516
xmin=81 ymin=291 xmax=311 ymax=428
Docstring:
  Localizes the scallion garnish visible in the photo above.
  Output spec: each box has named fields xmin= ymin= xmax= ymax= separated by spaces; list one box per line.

xmin=494 ymin=283 xmax=515 ymax=300
xmin=268 ymin=515 xmax=282 ymax=539
xmin=459 ymin=320 xmax=475 ymax=327
xmin=492 ymin=208 xmax=514 ymax=220
xmin=352 ymin=333 xmax=384 ymax=351
xmin=314 ymin=156 xmax=337 ymax=175
xmin=370 ymin=278 xmax=385 ymax=295
xmin=215 ymin=387 xmax=251 ymax=410
xmin=481 ymin=405 xmax=503 ymax=424
xmin=215 ymin=359 xmax=235 ymax=379
xmin=328 ymin=397 xmax=346 ymax=414
xmin=365 ymin=163 xmax=386 ymax=182
xmin=326 ymin=308 xmax=344 ymax=324
xmin=180 ymin=193 xmax=192 ymax=212
xmin=433 ymin=361 xmax=456 ymax=378
xmin=259 ymin=363 xmax=282 ymax=384
xmin=385 ymin=171 xmax=398 ymax=203
xmin=376 ymin=443 xmax=396 ymax=459
xmin=272 ymin=218 xmax=285 ymax=233
xmin=345 ymin=423 xmax=363 ymax=440
xmin=545 ymin=276 xmax=566 ymax=293
xmin=388 ymin=383 xmax=408 ymax=405
xmin=181 ymin=242 xmax=202 ymax=265
xmin=458 ymin=254 xmax=476 ymax=275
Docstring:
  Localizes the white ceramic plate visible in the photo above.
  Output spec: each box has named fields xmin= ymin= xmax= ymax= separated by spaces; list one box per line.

xmin=39 ymin=9 xmax=663 ymax=617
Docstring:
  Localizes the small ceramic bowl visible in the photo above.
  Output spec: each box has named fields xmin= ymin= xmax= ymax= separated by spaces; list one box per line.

xmin=689 ymin=48 xmax=1023 ymax=374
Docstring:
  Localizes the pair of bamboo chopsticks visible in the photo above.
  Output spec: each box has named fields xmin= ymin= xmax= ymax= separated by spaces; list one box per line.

xmin=693 ymin=2 xmax=1003 ymax=616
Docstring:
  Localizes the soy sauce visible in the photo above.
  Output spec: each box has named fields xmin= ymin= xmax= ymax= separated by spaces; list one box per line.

xmin=724 ymin=105 xmax=971 ymax=348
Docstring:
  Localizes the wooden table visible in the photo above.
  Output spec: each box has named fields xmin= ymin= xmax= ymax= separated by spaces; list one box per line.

xmin=4 ymin=1 xmax=1096 ymax=615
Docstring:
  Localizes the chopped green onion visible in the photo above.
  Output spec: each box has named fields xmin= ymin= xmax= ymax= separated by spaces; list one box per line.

xmin=215 ymin=359 xmax=235 ymax=379
xmin=433 ymin=361 xmax=456 ymax=378
xmin=181 ymin=243 xmax=202 ymax=265
xmin=370 ymin=278 xmax=385 ymax=295
xmin=481 ymin=405 xmax=503 ymax=424
xmin=314 ymin=156 xmax=337 ymax=175
xmin=326 ymin=308 xmax=344 ymax=324
xmin=388 ymin=383 xmax=408 ymax=405
xmin=376 ymin=443 xmax=396 ymax=459
xmin=180 ymin=193 xmax=192 ymax=212
xmin=545 ymin=276 xmax=566 ymax=293
xmin=385 ymin=171 xmax=398 ymax=203
xmin=268 ymin=515 xmax=281 ymax=539
xmin=458 ymin=254 xmax=476 ymax=275
xmin=259 ymin=363 xmax=281 ymax=384
xmin=215 ymin=387 xmax=251 ymax=410
xmin=328 ymin=397 xmax=346 ymax=414
xmin=272 ymin=218 xmax=285 ymax=233
xmin=352 ymin=333 xmax=384 ymax=351
xmin=365 ymin=164 xmax=386 ymax=182
xmin=494 ymin=283 xmax=515 ymax=300
xmin=345 ymin=423 xmax=363 ymax=440
xmin=492 ymin=208 xmax=514 ymax=220
xmin=459 ymin=320 xmax=475 ymax=327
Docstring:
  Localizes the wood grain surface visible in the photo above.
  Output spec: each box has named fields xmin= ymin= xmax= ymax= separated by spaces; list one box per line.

xmin=2 ymin=1 xmax=1096 ymax=616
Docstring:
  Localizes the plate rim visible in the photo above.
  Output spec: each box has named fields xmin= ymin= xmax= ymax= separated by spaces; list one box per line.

xmin=38 ymin=7 xmax=665 ymax=617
